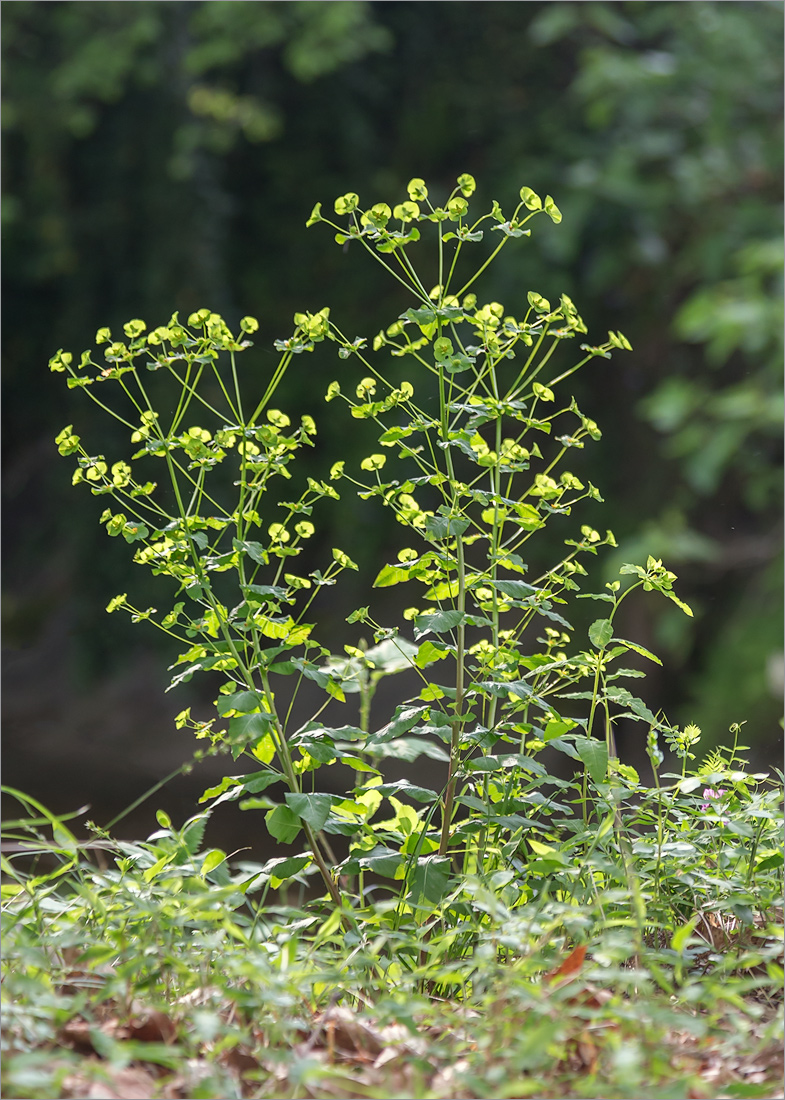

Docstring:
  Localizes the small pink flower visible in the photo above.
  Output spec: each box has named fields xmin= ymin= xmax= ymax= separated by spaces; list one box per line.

xmin=700 ymin=787 xmax=728 ymax=823
xmin=700 ymin=787 xmax=726 ymax=810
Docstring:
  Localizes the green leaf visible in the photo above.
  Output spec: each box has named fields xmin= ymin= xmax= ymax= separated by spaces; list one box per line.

xmin=200 ymin=849 xmax=227 ymax=877
xmin=242 ymin=584 xmax=289 ymax=602
xmin=424 ymin=513 xmax=471 ymax=540
xmin=414 ymin=609 xmax=465 ymax=638
xmin=373 ymin=562 xmax=411 ymax=588
xmin=589 ymin=618 xmax=614 ymax=649
xmin=368 ymin=706 xmax=427 ymax=749
xmin=228 ymin=712 xmax=273 ymax=743
xmin=334 ymin=192 xmax=359 ymax=215
xmin=374 ymin=737 xmax=449 ymax=764
xmin=402 ymin=306 xmax=437 ymax=326
xmin=266 ymin=854 xmax=311 ymax=886
xmin=670 ymin=915 xmax=699 ymax=954
xmin=409 ymin=854 xmax=451 ymax=903
xmin=217 ymin=691 xmax=265 ymax=717
xmin=357 ymin=846 xmax=403 ymax=877
xmin=332 ymin=547 xmax=358 ymax=570
xmin=573 ymin=736 xmax=608 ymax=784
xmin=490 ymin=580 xmax=538 ymax=600
xmin=251 ymin=732 xmax=276 ymax=765
xmin=182 ymin=812 xmax=210 ymax=855
xmin=233 ymin=539 xmax=268 ymax=566
xmin=666 ymin=591 xmax=694 ymax=618
xmin=434 ymin=337 xmax=454 ymax=360
xmin=407 ymin=178 xmax=428 ymax=201
xmin=364 ymin=637 xmax=419 ymax=673
xmin=415 ymin=640 xmax=450 ymax=669
xmin=612 ymin=638 xmax=663 ymax=666
xmin=544 ymin=195 xmax=562 ymax=223
xmin=264 ymin=804 xmax=301 ymax=844
xmin=376 ymin=779 xmax=438 ymax=803
xmin=284 ymin=792 xmax=333 ymax=832
xmin=241 ymin=771 xmax=283 ymax=795
xmin=457 ymin=172 xmax=476 ymax=196
xmin=519 ymin=186 xmax=541 ymax=210
xmin=199 ymin=776 xmax=241 ymax=804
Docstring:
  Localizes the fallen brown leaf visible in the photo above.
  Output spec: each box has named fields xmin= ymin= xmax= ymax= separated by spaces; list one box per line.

xmin=544 ymin=943 xmax=588 ymax=983
xmin=218 ymin=1043 xmax=261 ymax=1076
xmin=59 ymin=1017 xmax=98 ymax=1055
xmin=118 ymin=1008 xmax=176 ymax=1045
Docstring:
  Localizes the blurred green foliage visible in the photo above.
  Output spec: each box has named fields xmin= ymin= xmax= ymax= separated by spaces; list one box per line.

xmin=3 ymin=1 xmax=782 ymax=782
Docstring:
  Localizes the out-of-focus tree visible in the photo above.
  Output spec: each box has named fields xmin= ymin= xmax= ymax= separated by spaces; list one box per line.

xmin=517 ymin=1 xmax=783 ymax=743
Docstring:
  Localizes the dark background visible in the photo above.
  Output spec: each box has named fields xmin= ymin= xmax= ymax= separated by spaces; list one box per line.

xmin=3 ymin=1 xmax=782 ymax=855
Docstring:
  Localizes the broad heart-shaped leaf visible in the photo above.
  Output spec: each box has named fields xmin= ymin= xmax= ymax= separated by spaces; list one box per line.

xmin=409 ymin=854 xmax=452 ymax=904
xmin=284 ymin=792 xmax=333 ymax=832
xmin=217 ymin=690 xmax=265 ymax=717
xmin=227 ymin=712 xmax=273 ymax=743
xmin=573 ymin=736 xmax=608 ymax=785
xmin=589 ymin=618 xmax=613 ymax=649
xmin=373 ymin=562 xmax=411 ymax=588
xmin=264 ymin=804 xmax=301 ymax=844
xmin=424 ymin=513 xmax=471 ymax=541
xmin=375 ymin=778 xmax=439 ymax=803
xmin=442 ymin=354 xmax=474 ymax=374
xmin=415 ymin=640 xmax=451 ymax=669
xmin=353 ymin=846 xmax=403 ymax=878
xmin=414 ymin=609 xmax=465 ymax=639
xmin=365 ymin=637 xmax=419 ymax=673
xmin=402 ymin=306 xmax=437 ymax=326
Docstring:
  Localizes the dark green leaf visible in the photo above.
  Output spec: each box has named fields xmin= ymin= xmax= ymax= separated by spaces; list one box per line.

xmin=409 ymin=855 xmax=451 ymax=903
xmin=573 ymin=736 xmax=608 ymax=784
xmin=284 ymin=792 xmax=333 ymax=832
xmin=264 ymin=804 xmax=301 ymax=844
xmin=375 ymin=779 xmax=438 ymax=802
xmin=217 ymin=691 xmax=264 ymax=717
xmin=424 ymin=513 xmax=471 ymax=540
xmin=228 ymin=712 xmax=273 ymax=742
xmin=414 ymin=610 xmax=465 ymax=638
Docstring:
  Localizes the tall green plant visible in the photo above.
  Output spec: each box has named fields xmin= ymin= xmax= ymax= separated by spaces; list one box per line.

xmin=50 ymin=173 xmax=695 ymax=921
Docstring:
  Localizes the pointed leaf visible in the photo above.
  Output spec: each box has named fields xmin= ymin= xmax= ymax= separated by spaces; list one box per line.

xmin=284 ymin=792 xmax=333 ymax=832
xmin=376 ymin=778 xmax=438 ymax=802
xmin=574 ymin=736 xmax=608 ymax=784
xmin=409 ymin=854 xmax=451 ymax=903
xmin=264 ymin=804 xmax=301 ymax=844
xmin=589 ymin=618 xmax=613 ymax=649
xmin=413 ymin=610 xmax=465 ymax=638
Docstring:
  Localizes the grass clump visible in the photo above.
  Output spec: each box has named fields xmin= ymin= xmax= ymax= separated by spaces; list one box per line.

xmin=2 ymin=740 xmax=782 ymax=1099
